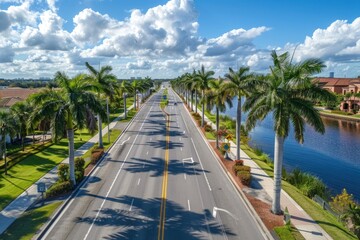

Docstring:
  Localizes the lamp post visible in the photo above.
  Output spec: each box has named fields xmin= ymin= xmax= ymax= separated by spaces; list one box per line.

xmin=2 ymin=125 xmax=7 ymax=175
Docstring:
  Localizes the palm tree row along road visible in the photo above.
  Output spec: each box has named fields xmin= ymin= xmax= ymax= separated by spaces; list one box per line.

xmin=38 ymin=86 xmax=270 ymax=240
xmin=171 ymin=50 xmax=335 ymax=215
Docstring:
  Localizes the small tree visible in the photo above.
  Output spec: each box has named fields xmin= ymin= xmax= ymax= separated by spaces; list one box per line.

xmin=331 ymin=189 xmax=356 ymax=214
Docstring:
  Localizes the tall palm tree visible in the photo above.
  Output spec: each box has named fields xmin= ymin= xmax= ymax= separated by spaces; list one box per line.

xmin=224 ymin=67 xmax=257 ymax=160
xmin=194 ymin=65 xmax=215 ymax=127
xmin=10 ymin=101 xmax=32 ymax=151
xmin=243 ymin=50 xmax=336 ymax=214
xmin=29 ymin=72 xmax=106 ymax=185
xmin=118 ymin=80 xmax=133 ymax=119
xmin=0 ymin=111 xmax=17 ymax=175
xmin=207 ymin=78 xmax=233 ymax=148
xmin=131 ymin=79 xmax=145 ymax=110
xmin=85 ymin=62 xmax=117 ymax=148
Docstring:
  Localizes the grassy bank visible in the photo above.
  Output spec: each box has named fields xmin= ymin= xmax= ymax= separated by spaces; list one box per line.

xmin=0 ymin=201 xmax=62 ymax=240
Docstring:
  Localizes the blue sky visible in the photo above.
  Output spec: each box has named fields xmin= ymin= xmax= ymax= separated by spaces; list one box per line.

xmin=1 ymin=0 xmax=360 ymax=79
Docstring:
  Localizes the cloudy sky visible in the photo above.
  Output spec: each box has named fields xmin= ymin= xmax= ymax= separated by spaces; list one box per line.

xmin=1 ymin=0 xmax=360 ymax=79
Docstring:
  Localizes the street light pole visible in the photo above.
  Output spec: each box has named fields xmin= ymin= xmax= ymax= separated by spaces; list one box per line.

xmin=3 ymin=128 xmax=7 ymax=175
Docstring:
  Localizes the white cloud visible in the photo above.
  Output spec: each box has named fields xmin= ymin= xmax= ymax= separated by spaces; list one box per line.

xmin=46 ymin=0 xmax=57 ymax=12
xmin=126 ymin=60 xmax=151 ymax=70
xmin=0 ymin=46 xmax=14 ymax=62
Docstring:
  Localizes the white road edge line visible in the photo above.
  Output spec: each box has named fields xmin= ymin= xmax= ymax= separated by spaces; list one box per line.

xmin=184 ymin=173 xmax=186 ymax=180
xmin=187 ymin=200 xmax=191 ymax=211
xmin=83 ymin=104 xmax=153 ymax=240
xmin=191 ymin=138 xmax=212 ymax=191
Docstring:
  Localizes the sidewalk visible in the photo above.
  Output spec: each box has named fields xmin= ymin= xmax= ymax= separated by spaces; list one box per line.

xmin=0 ymin=106 xmax=134 ymax=235
xmin=189 ymin=101 xmax=332 ymax=240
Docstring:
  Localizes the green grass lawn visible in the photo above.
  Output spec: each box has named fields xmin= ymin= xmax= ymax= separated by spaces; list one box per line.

xmin=0 ymin=130 xmax=94 ymax=211
xmin=0 ymin=201 xmax=62 ymax=240
xmin=241 ymin=145 xmax=357 ymax=240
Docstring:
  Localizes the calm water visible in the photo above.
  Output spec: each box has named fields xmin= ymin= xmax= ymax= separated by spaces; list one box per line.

xmin=223 ymin=101 xmax=360 ymax=201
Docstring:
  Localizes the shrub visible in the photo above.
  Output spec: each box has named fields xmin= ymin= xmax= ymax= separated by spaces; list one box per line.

xmin=58 ymin=164 xmax=69 ymax=182
xmin=237 ymin=171 xmax=251 ymax=186
xmin=254 ymin=147 xmax=263 ymax=156
xmin=75 ymin=157 xmax=85 ymax=182
xmin=46 ymin=181 xmax=73 ymax=198
xmin=91 ymin=149 xmax=104 ymax=163
xmin=196 ymin=119 xmax=202 ymax=126
xmin=330 ymin=189 xmax=356 ymax=214
xmin=90 ymin=144 xmax=99 ymax=153
xmin=234 ymin=160 xmax=244 ymax=166
xmin=204 ymin=124 xmax=212 ymax=132
xmin=233 ymin=165 xmax=251 ymax=174
xmin=287 ymin=168 xmax=327 ymax=198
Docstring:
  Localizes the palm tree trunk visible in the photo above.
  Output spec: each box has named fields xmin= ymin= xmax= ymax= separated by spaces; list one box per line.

xmin=272 ymin=133 xmax=284 ymax=215
xmin=216 ymin=107 xmax=219 ymax=148
xmin=236 ymin=96 xmax=241 ymax=160
xmin=124 ymin=94 xmax=127 ymax=119
xmin=21 ymin=136 xmax=24 ymax=152
xmin=67 ymin=129 xmax=76 ymax=185
xmin=195 ymin=91 xmax=198 ymax=113
xmin=201 ymin=90 xmax=205 ymax=127
xmin=191 ymin=90 xmax=194 ymax=111
xmin=98 ymin=114 xmax=103 ymax=148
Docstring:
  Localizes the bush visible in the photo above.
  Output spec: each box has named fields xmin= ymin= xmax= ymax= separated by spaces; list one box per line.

xmin=287 ymin=168 xmax=327 ymax=198
xmin=237 ymin=171 xmax=251 ymax=186
xmin=330 ymin=189 xmax=356 ymax=214
xmin=91 ymin=149 xmax=104 ymax=163
xmin=234 ymin=160 xmax=244 ymax=166
xmin=46 ymin=181 xmax=73 ymax=198
xmin=75 ymin=157 xmax=85 ymax=182
xmin=233 ymin=165 xmax=251 ymax=174
xmin=58 ymin=164 xmax=69 ymax=182
xmin=90 ymin=144 xmax=99 ymax=153
xmin=204 ymin=124 xmax=212 ymax=132
xmin=196 ymin=119 xmax=202 ymax=126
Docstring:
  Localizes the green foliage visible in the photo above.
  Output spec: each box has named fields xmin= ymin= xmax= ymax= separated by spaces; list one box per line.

xmin=331 ymin=110 xmax=354 ymax=116
xmin=330 ymin=189 xmax=356 ymax=214
xmin=237 ymin=171 xmax=251 ymax=186
xmin=204 ymin=124 xmax=212 ymax=132
xmin=287 ymin=168 xmax=327 ymax=198
xmin=45 ymin=180 xmax=73 ymax=198
xmin=234 ymin=160 xmax=244 ymax=166
xmin=57 ymin=163 xmax=69 ymax=182
xmin=233 ymin=165 xmax=251 ymax=174
xmin=74 ymin=157 xmax=85 ymax=182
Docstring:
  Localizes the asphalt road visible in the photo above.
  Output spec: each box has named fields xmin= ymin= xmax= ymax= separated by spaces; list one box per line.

xmin=39 ymin=87 xmax=268 ymax=240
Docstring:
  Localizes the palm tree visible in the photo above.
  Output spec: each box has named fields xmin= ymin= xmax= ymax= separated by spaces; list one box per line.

xmin=131 ymin=79 xmax=145 ymax=110
xmin=10 ymin=101 xmax=32 ymax=151
xmin=243 ymin=50 xmax=336 ymax=214
xmin=29 ymin=72 xmax=106 ymax=185
xmin=207 ymin=78 xmax=233 ymax=148
xmin=194 ymin=65 xmax=215 ymax=127
xmin=85 ymin=62 xmax=117 ymax=148
xmin=118 ymin=80 xmax=133 ymax=119
xmin=0 ymin=111 xmax=17 ymax=175
xmin=224 ymin=67 xmax=257 ymax=160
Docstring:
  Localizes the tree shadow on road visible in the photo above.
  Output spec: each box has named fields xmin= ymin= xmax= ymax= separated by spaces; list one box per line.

xmin=75 ymin=195 xmax=235 ymax=240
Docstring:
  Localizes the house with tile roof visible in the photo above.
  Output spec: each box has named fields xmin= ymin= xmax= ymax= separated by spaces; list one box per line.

xmin=315 ymin=77 xmax=360 ymax=112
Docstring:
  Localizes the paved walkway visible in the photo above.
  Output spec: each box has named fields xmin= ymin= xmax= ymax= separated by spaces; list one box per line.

xmin=189 ymin=102 xmax=332 ymax=240
xmin=0 ymin=106 xmax=134 ymax=235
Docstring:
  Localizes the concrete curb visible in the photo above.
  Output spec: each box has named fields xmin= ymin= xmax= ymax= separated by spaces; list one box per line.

xmin=173 ymin=90 xmax=274 ymax=240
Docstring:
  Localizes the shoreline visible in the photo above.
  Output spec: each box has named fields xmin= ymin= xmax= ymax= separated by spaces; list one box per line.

xmin=319 ymin=111 xmax=360 ymax=123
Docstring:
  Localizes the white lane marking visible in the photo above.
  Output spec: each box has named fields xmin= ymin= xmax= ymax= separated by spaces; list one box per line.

xmin=184 ymin=173 xmax=186 ymax=180
xmin=182 ymin=157 xmax=194 ymax=164
xmin=187 ymin=200 xmax=191 ymax=211
xmin=179 ymin=137 xmax=182 ymax=142
xmin=181 ymin=148 xmax=183 ymax=151
xmin=146 ymin=151 xmax=149 ymax=155
xmin=137 ymin=178 xmax=141 ymax=186
xmin=150 ymin=138 xmax=152 ymax=141
xmin=120 ymin=136 xmax=130 ymax=145
xmin=143 ymin=163 xmax=145 ymax=168
xmin=183 ymin=130 xmax=185 ymax=134
xmin=191 ymin=138 xmax=212 ymax=191
xmin=129 ymin=198 xmax=134 ymax=211
xmin=83 ymin=104 xmax=154 ymax=240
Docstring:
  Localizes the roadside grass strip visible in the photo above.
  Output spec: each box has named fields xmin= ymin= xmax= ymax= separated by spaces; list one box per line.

xmin=0 ymin=201 xmax=62 ymax=240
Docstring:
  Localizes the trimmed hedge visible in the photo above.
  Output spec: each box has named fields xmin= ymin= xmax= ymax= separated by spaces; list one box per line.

xmin=91 ymin=148 xmax=104 ymax=163
xmin=237 ymin=171 xmax=251 ymax=186
xmin=45 ymin=181 xmax=73 ymax=198
xmin=232 ymin=165 xmax=251 ymax=174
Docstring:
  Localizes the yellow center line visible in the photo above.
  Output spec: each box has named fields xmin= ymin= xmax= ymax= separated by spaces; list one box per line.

xmin=158 ymin=110 xmax=170 ymax=240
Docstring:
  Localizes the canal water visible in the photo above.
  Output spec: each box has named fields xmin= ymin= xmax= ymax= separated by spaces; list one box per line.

xmin=223 ymin=101 xmax=360 ymax=201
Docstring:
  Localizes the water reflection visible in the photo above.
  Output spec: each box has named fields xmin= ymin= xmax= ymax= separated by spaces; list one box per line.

xmin=223 ymin=101 xmax=360 ymax=201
